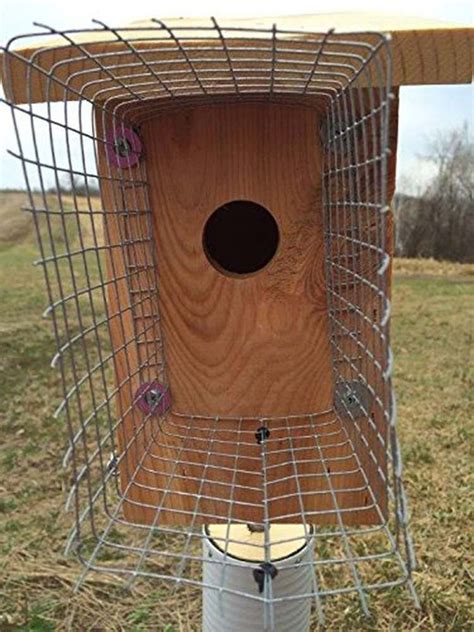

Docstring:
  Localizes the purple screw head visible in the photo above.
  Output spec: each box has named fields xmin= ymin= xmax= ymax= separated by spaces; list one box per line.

xmin=135 ymin=381 xmax=171 ymax=416
xmin=106 ymin=126 xmax=142 ymax=169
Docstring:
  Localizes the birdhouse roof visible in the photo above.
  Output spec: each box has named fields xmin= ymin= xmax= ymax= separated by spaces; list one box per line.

xmin=1 ymin=13 xmax=472 ymax=105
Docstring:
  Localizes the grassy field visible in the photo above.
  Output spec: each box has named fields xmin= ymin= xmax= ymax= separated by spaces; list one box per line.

xmin=0 ymin=192 xmax=473 ymax=630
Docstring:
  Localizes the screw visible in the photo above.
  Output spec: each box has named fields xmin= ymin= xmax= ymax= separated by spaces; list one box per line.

xmin=255 ymin=426 xmax=270 ymax=444
xmin=114 ymin=137 xmax=132 ymax=157
xmin=144 ymin=388 xmax=163 ymax=409
xmin=135 ymin=381 xmax=171 ymax=416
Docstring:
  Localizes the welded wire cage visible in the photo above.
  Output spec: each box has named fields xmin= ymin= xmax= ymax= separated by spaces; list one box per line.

xmin=2 ymin=18 xmax=418 ymax=628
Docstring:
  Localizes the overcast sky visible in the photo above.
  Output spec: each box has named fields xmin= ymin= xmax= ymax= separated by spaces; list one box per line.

xmin=0 ymin=0 xmax=472 ymax=192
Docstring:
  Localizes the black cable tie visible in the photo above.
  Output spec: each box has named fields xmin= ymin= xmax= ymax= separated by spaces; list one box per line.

xmin=252 ymin=562 xmax=279 ymax=594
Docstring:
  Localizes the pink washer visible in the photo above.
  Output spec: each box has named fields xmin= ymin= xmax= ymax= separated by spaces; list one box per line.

xmin=135 ymin=381 xmax=171 ymax=417
xmin=106 ymin=126 xmax=142 ymax=169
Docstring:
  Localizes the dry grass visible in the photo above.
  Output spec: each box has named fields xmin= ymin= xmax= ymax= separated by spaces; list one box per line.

xmin=0 ymin=192 xmax=473 ymax=630
xmin=393 ymin=257 xmax=474 ymax=278
xmin=0 ymin=190 xmax=103 ymax=249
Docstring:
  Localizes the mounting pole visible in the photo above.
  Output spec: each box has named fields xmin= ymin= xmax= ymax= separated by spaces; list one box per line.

xmin=202 ymin=524 xmax=314 ymax=632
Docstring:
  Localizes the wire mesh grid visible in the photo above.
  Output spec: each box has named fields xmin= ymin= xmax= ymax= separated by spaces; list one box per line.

xmin=1 ymin=18 xmax=418 ymax=628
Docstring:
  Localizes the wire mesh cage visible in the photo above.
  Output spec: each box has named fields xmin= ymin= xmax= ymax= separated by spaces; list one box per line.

xmin=1 ymin=17 xmax=420 ymax=630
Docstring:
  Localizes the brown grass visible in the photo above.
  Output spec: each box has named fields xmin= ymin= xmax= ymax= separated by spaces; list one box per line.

xmin=393 ymin=257 xmax=474 ymax=278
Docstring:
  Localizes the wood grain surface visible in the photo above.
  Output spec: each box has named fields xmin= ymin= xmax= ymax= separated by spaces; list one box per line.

xmin=143 ymin=102 xmax=333 ymax=418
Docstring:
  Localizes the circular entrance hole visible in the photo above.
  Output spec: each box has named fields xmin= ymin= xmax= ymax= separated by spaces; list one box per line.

xmin=203 ymin=200 xmax=279 ymax=276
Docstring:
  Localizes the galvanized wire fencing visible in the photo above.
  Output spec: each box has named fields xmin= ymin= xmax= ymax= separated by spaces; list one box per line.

xmin=2 ymin=18 xmax=418 ymax=629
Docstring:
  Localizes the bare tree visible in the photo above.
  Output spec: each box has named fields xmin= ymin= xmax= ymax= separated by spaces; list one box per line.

xmin=394 ymin=124 xmax=473 ymax=262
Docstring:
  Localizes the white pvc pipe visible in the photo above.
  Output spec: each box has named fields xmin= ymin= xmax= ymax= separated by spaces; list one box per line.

xmin=202 ymin=525 xmax=314 ymax=632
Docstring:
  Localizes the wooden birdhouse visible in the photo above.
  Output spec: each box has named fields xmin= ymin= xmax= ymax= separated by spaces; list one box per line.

xmin=1 ymin=13 xmax=472 ymax=622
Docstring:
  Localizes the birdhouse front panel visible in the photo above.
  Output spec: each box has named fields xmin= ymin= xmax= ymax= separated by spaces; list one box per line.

xmin=145 ymin=101 xmax=333 ymax=417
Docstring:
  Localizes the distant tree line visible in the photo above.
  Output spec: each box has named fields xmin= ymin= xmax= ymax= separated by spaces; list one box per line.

xmin=393 ymin=125 xmax=473 ymax=262
xmin=46 ymin=174 xmax=100 ymax=197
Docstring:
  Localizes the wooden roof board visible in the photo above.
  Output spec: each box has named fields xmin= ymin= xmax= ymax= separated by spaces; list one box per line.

xmin=1 ymin=13 xmax=472 ymax=104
